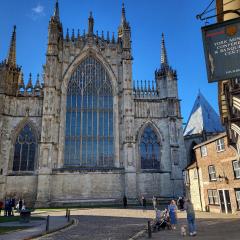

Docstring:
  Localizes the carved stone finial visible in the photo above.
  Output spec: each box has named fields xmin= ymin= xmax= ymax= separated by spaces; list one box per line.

xmin=66 ymin=28 xmax=69 ymax=41
xmin=7 ymin=25 xmax=17 ymax=67
xmin=71 ymin=29 xmax=75 ymax=41
xmin=53 ymin=0 xmax=60 ymax=21
xmin=88 ymin=11 xmax=94 ymax=36
xmin=161 ymin=33 xmax=168 ymax=67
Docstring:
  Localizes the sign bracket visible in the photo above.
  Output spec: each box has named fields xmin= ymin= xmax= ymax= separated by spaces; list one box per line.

xmin=197 ymin=9 xmax=240 ymax=22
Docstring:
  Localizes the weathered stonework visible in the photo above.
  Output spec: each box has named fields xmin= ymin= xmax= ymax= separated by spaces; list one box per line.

xmin=0 ymin=2 xmax=187 ymax=207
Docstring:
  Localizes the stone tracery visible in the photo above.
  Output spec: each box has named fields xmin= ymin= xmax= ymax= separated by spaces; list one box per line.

xmin=64 ymin=56 xmax=114 ymax=167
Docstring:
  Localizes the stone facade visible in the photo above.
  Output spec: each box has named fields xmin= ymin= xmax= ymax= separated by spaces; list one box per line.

xmin=0 ymin=2 xmax=187 ymax=207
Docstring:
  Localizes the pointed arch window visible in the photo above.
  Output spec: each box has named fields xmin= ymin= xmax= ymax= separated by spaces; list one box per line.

xmin=140 ymin=126 xmax=160 ymax=169
xmin=64 ymin=56 xmax=114 ymax=167
xmin=13 ymin=124 xmax=37 ymax=171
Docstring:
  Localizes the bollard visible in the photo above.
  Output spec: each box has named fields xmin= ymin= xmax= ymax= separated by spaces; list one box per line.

xmin=147 ymin=220 xmax=152 ymax=238
xmin=65 ymin=208 xmax=68 ymax=218
xmin=46 ymin=215 xmax=50 ymax=232
xmin=67 ymin=209 xmax=70 ymax=222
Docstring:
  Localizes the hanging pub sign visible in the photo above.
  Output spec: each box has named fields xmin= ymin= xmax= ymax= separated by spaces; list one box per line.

xmin=202 ymin=17 xmax=240 ymax=83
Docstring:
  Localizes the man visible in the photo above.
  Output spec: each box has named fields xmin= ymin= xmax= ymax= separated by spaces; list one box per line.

xmin=123 ymin=195 xmax=127 ymax=208
xmin=184 ymin=199 xmax=197 ymax=236
xmin=142 ymin=196 xmax=146 ymax=210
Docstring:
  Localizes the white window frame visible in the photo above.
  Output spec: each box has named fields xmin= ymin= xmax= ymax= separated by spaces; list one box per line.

xmin=235 ymin=189 xmax=240 ymax=210
xmin=208 ymin=189 xmax=219 ymax=205
xmin=184 ymin=171 xmax=190 ymax=185
xmin=208 ymin=165 xmax=217 ymax=181
xmin=233 ymin=160 xmax=240 ymax=179
xmin=200 ymin=145 xmax=207 ymax=157
xmin=216 ymin=138 xmax=225 ymax=152
xmin=237 ymin=143 xmax=240 ymax=155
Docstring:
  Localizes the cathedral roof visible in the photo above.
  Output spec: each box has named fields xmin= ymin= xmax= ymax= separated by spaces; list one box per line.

xmin=183 ymin=91 xmax=224 ymax=136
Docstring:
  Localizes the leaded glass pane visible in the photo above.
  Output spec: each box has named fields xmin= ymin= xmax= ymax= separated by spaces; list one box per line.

xmin=65 ymin=56 xmax=114 ymax=167
xmin=12 ymin=124 xmax=37 ymax=171
xmin=140 ymin=126 xmax=160 ymax=169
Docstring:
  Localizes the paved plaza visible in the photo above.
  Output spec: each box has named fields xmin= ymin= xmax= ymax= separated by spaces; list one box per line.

xmin=35 ymin=208 xmax=153 ymax=240
xmin=34 ymin=208 xmax=240 ymax=240
xmin=0 ymin=208 xmax=239 ymax=240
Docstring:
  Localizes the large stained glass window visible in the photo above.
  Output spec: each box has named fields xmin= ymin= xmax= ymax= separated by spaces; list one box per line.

xmin=140 ymin=126 xmax=160 ymax=169
xmin=64 ymin=57 xmax=114 ymax=167
xmin=13 ymin=124 xmax=37 ymax=171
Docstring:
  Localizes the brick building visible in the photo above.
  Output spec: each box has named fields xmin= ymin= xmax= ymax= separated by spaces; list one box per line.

xmin=185 ymin=133 xmax=240 ymax=214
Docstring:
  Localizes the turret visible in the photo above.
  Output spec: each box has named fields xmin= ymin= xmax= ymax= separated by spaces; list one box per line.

xmin=7 ymin=25 xmax=16 ymax=67
xmin=118 ymin=3 xmax=131 ymax=52
xmin=161 ymin=33 xmax=168 ymax=68
xmin=47 ymin=0 xmax=63 ymax=55
xmin=18 ymin=72 xmax=25 ymax=92
xmin=155 ymin=33 xmax=178 ymax=99
xmin=88 ymin=12 xmax=94 ymax=36
xmin=0 ymin=25 xmax=21 ymax=95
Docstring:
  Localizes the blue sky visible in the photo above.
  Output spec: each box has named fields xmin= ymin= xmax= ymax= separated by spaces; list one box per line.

xmin=0 ymin=0 xmax=218 ymax=123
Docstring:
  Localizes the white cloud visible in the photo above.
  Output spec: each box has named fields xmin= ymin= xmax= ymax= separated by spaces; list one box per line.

xmin=29 ymin=3 xmax=45 ymax=20
xmin=32 ymin=4 xmax=44 ymax=14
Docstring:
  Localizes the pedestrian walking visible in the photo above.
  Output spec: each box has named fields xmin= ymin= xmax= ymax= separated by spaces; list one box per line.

xmin=4 ymin=198 xmax=7 ymax=216
xmin=18 ymin=199 xmax=23 ymax=212
xmin=0 ymin=200 xmax=3 ymax=216
xmin=152 ymin=196 xmax=157 ymax=209
xmin=142 ymin=196 xmax=146 ymax=210
xmin=168 ymin=200 xmax=178 ymax=229
xmin=10 ymin=197 xmax=15 ymax=216
xmin=184 ymin=199 xmax=197 ymax=236
xmin=123 ymin=195 xmax=127 ymax=208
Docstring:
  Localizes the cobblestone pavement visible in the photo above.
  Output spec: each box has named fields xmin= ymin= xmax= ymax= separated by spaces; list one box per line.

xmin=35 ymin=209 xmax=240 ymax=240
xmin=35 ymin=208 xmax=153 ymax=240
xmin=140 ymin=211 xmax=240 ymax=240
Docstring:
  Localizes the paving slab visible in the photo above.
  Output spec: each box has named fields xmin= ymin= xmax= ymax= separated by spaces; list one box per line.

xmin=0 ymin=214 xmax=69 ymax=240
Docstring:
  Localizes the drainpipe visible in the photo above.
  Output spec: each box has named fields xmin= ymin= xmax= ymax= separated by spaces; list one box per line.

xmin=196 ymin=162 xmax=204 ymax=211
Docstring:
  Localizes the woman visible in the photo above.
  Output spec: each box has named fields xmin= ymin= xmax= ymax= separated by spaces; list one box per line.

xmin=152 ymin=196 xmax=157 ymax=210
xmin=168 ymin=200 xmax=178 ymax=229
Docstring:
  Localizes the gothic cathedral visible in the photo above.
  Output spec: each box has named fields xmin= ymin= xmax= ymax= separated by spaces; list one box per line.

xmin=0 ymin=2 xmax=186 ymax=207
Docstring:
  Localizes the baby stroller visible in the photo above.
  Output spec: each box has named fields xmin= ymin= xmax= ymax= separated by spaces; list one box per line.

xmin=153 ymin=209 xmax=171 ymax=231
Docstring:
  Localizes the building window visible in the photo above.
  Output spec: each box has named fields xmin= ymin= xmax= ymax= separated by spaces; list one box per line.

xmin=216 ymin=138 xmax=225 ymax=152
xmin=208 ymin=165 xmax=217 ymax=181
xmin=208 ymin=189 xmax=219 ymax=205
xmin=140 ymin=126 xmax=160 ymax=169
xmin=235 ymin=189 xmax=240 ymax=210
xmin=200 ymin=145 xmax=207 ymax=157
xmin=13 ymin=124 xmax=37 ymax=171
xmin=233 ymin=161 xmax=240 ymax=179
xmin=184 ymin=171 xmax=190 ymax=185
xmin=64 ymin=56 xmax=114 ymax=167
xmin=172 ymin=149 xmax=179 ymax=166
xmin=237 ymin=143 xmax=240 ymax=155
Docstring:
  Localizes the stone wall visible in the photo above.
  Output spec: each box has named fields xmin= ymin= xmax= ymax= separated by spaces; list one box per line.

xmin=50 ymin=171 xmax=124 ymax=204
xmin=4 ymin=175 xmax=38 ymax=207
